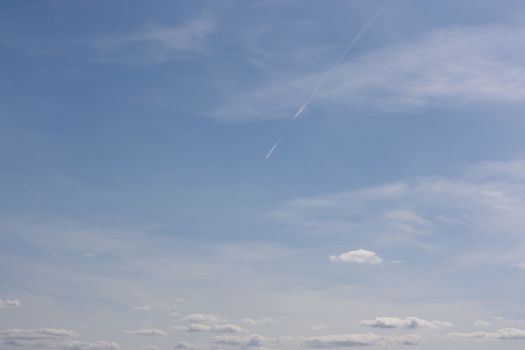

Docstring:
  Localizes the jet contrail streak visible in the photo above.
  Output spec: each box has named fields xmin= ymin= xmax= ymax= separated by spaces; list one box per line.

xmin=265 ymin=135 xmax=284 ymax=160
xmin=294 ymin=102 xmax=308 ymax=119
xmin=265 ymin=2 xmax=387 ymax=159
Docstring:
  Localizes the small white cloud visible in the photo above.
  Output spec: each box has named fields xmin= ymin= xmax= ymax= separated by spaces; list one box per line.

xmin=182 ymin=314 xmax=227 ymax=324
xmin=62 ymin=340 xmax=120 ymax=350
xmin=311 ymin=325 xmax=328 ymax=332
xmin=0 ymin=328 xmax=118 ymax=350
xmin=173 ymin=341 xmax=197 ymax=350
xmin=448 ymin=328 xmax=525 ymax=340
xmin=132 ymin=305 xmax=152 ymax=311
xmin=360 ymin=317 xmax=452 ymax=330
xmin=123 ymin=329 xmax=167 ymax=336
xmin=473 ymin=320 xmax=491 ymax=328
xmin=241 ymin=318 xmax=273 ymax=326
xmin=304 ymin=333 xmax=420 ymax=347
xmin=0 ymin=299 xmax=21 ymax=309
xmin=329 ymin=249 xmax=383 ymax=265
xmin=185 ymin=324 xmax=246 ymax=334
xmin=213 ymin=334 xmax=266 ymax=347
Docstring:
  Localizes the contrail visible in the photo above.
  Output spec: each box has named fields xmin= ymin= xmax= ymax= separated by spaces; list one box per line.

xmin=265 ymin=135 xmax=284 ymax=160
xmin=265 ymin=2 xmax=387 ymax=159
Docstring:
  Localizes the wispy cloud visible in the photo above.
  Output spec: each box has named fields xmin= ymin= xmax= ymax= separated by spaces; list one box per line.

xmin=182 ymin=313 xmax=227 ymax=324
xmin=212 ymin=334 xmax=266 ymax=347
xmin=304 ymin=333 xmax=420 ymax=347
xmin=270 ymin=159 xmax=525 ymax=261
xmin=183 ymin=324 xmax=246 ymax=334
xmin=241 ymin=318 xmax=274 ymax=326
xmin=95 ymin=18 xmax=215 ymax=64
xmin=214 ymin=20 xmax=525 ymax=121
xmin=132 ymin=305 xmax=152 ymax=311
xmin=360 ymin=317 xmax=453 ymax=330
xmin=448 ymin=328 xmax=525 ymax=340
xmin=173 ymin=341 xmax=198 ymax=350
xmin=0 ymin=298 xmax=21 ymax=309
xmin=0 ymin=328 xmax=118 ymax=350
xmin=473 ymin=320 xmax=491 ymax=328
xmin=123 ymin=329 xmax=167 ymax=336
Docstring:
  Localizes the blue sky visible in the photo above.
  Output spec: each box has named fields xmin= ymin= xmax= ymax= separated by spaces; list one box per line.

xmin=2 ymin=0 xmax=525 ymax=349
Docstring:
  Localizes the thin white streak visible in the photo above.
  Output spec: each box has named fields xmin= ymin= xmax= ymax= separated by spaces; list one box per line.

xmin=265 ymin=2 xmax=387 ymax=158
xmin=265 ymin=136 xmax=284 ymax=160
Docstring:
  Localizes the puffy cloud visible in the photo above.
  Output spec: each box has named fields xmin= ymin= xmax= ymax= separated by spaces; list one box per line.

xmin=360 ymin=317 xmax=453 ymax=330
xmin=329 ymin=249 xmax=382 ymax=265
xmin=0 ymin=328 xmax=118 ymax=350
xmin=448 ymin=328 xmax=525 ymax=340
xmin=213 ymin=334 xmax=266 ymax=347
xmin=182 ymin=314 xmax=227 ymax=324
xmin=123 ymin=329 xmax=167 ymax=336
xmin=304 ymin=333 xmax=420 ymax=347
xmin=0 ymin=299 xmax=21 ymax=309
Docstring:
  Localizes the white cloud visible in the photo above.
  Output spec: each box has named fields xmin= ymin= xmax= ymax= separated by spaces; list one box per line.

xmin=329 ymin=249 xmax=382 ymax=265
xmin=132 ymin=305 xmax=152 ymax=311
xmin=241 ymin=318 xmax=274 ymax=326
xmin=0 ymin=328 xmax=118 ymax=350
xmin=182 ymin=313 xmax=227 ymax=324
xmin=134 ymin=19 xmax=214 ymax=52
xmin=0 ymin=298 xmax=21 ymax=309
xmin=473 ymin=320 xmax=491 ymax=328
xmin=62 ymin=341 xmax=119 ymax=350
xmin=448 ymin=328 xmax=525 ymax=340
xmin=213 ymin=334 xmax=266 ymax=347
xmin=95 ymin=18 xmax=215 ymax=64
xmin=271 ymin=159 xmax=525 ymax=269
xmin=185 ymin=323 xmax=246 ymax=333
xmin=360 ymin=317 xmax=453 ymax=330
xmin=311 ymin=325 xmax=328 ymax=332
xmin=173 ymin=341 xmax=198 ymax=350
xmin=214 ymin=20 xmax=525 ymax=121
xmin=384 ymin=209 xmax=434 ymax=236
xmin=304 ymin=333 xmax=420 ymax=347
xmin=123 ymin=329 xmax=167 ymax=336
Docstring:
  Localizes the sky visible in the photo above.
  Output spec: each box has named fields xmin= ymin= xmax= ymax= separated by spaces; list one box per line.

xmin=2 ymin=0 xmax=525 ymax=349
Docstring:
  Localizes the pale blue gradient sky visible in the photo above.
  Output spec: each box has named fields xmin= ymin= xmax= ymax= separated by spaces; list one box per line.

xmin=2 ymin=1 xmax=525 ymax=350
